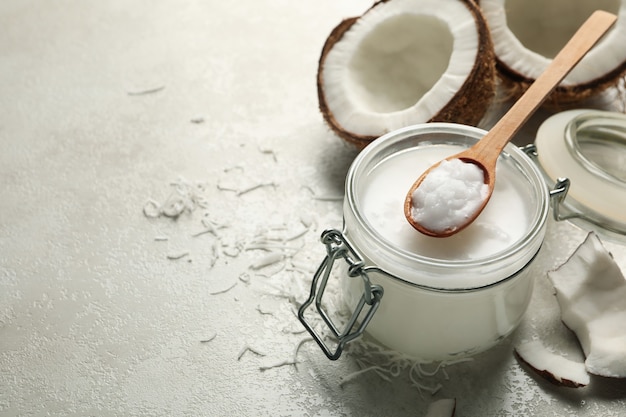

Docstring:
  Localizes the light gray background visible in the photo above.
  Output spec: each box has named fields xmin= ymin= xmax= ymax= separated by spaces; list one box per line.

xmin=2 ymin=1 xmax=626 ymax=416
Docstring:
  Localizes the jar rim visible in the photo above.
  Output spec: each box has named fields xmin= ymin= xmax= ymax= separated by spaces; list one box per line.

xmin=345 ymin=123 xmax=549 ymax=290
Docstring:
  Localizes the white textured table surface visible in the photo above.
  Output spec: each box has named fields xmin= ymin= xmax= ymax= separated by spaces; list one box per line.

xmin=2 ymin=1 xmax=626 ymax=416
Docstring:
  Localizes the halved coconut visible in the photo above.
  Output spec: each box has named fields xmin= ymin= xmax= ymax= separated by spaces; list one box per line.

xmin=548 ymin=232 xmax=626 ymax=378
xmin=317 ymin=0 xmax=496 ymax=147
xmin=478 ymin=0 xmax=626 ymax=107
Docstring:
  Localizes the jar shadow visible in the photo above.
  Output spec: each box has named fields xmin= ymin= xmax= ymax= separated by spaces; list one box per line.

xmin=313 ymin=136 xmax=361 ymax=198
xmin=304 ymin=334 xmax=516 ymax=416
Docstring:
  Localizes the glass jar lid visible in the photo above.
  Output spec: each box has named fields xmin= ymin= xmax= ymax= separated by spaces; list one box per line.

xmin=535 ymin=109 xmax=626 ymax=239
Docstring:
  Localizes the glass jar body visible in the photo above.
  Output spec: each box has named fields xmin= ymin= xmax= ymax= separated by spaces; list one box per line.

xmin=340 ymin=231 xmax=536 ymax=360
xmin=341 ymin=123 xmax=548 ymax=361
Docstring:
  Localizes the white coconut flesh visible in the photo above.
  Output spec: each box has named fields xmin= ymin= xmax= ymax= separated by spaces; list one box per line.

xmin=480 ymin=0 xmax=626 ymax=86
xmin=424 ymin=398 xmax=456 ymax=417
xmin=548 ymin=232 xmax=626 ymax=378
xmin=514 ymin=340 xmax=590 ymax=387
xmin=321 ymin=0 xmax=482 ymax=138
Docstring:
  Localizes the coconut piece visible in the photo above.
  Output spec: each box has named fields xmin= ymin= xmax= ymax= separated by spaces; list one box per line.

xmin=317 ymin=0 xmax=496 ymax=148
xmin=424 ymin=398 xmax=456 ymax=417
xmin=548 ymin=232 xmax=626 ymax=378
xmin=478 ymin=0 xmax=626 ymax=107
xmin=514 ymin=340 xmax=590 ymax=388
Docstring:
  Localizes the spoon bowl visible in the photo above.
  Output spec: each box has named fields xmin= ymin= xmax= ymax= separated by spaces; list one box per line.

xmin=404 ymin=152 xmax=495 ymax=237
xmin=404 ymin=10 xmax=617 ymax=237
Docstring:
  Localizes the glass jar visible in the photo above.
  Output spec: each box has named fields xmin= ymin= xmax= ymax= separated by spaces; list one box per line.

xmin=299 ymin=123 xmax=550 ymax=361
xmin=533 ymin=109 xmax=626 ymax=241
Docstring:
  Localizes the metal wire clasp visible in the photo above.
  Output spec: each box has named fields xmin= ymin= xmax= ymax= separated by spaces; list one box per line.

xmin=549 ymin=177 xmax=581 ymax=221
xmin=522 ymin=144 xmax=577 ymax=222
xmin=298 ymin=229 xmax=384 ymax=360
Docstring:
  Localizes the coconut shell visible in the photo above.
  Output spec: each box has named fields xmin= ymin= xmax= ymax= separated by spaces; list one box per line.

xmin=476 ymin=0 xmax=626 ymax=109
xmin=317 ymin=0 xmax=496 ymax=148
xmin=316 ymin=16 xmax=368 ymax=146
xmin=495 ymin=58 xmax=626 ymax=110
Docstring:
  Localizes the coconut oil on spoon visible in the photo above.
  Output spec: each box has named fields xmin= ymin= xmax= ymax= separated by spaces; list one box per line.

xmin=404 ymin=10 xmax=617 ymax=237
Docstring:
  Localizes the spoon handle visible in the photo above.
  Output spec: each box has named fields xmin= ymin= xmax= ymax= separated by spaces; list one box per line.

xmin=472 ymin=10 xmax=617 ymax=160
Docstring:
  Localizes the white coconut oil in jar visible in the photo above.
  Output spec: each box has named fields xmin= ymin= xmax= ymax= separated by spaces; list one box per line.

xmin=300 ymin=123 xmax=549 ymax=362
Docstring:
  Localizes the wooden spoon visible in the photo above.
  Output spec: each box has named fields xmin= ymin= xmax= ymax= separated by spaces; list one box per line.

xmin=404 ymin=10 xmax=617 ymax=237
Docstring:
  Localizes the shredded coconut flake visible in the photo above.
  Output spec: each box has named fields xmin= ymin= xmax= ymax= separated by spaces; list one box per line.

xmin=166 ymin=251 xmax=190 ymax=260
xmin=250 ymin=252 xmax=285 ymax=270
xmin=210 ymin=282 xmax=237 ymax=295
xmin=200 ymin=333 xmax=217 ymax=343
xmin=238 ymin=345 xmax=266 ymax=361
xmin=259 ymin=360 xmax=298 ymax=372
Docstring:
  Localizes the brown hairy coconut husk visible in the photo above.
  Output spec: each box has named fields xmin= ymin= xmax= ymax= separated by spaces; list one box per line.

xmin=317 ymin=0 xmax=496 ymax=148
xmin=477 ymin=0 xmax=626 ymax=109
